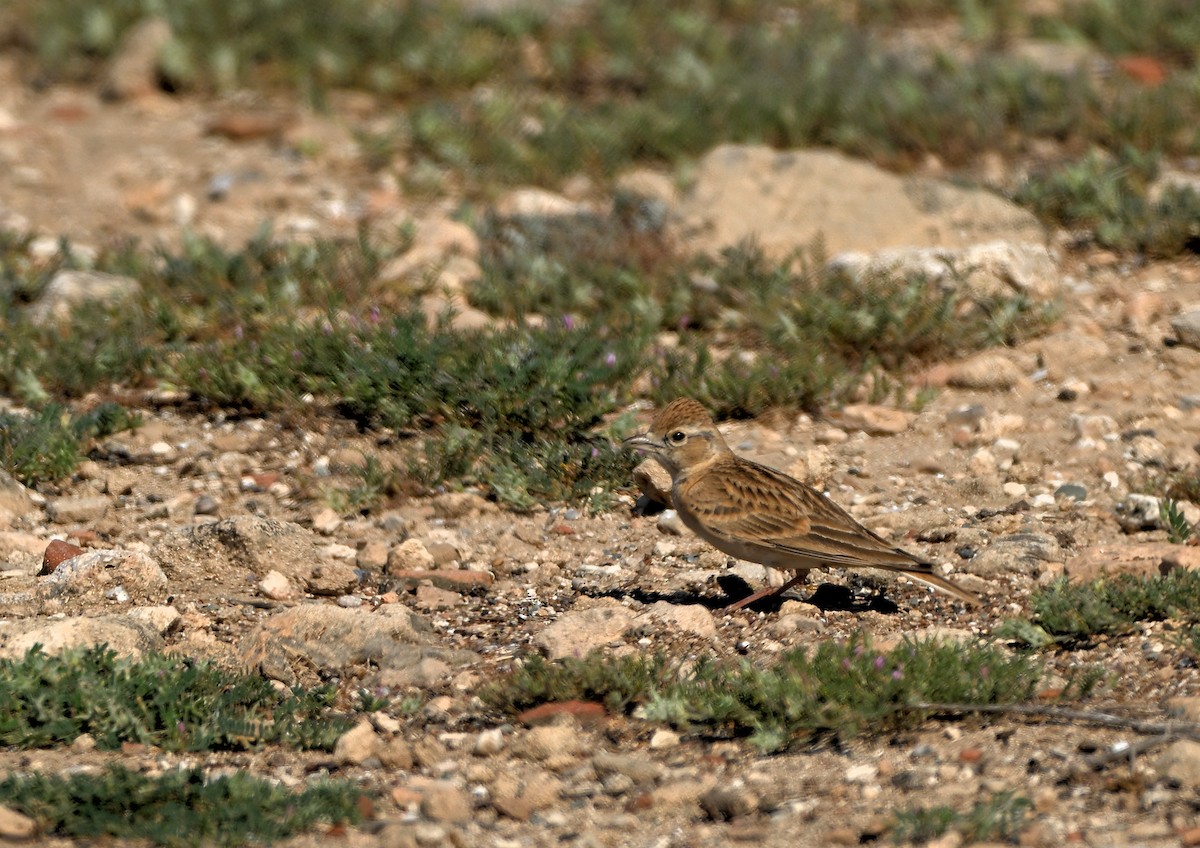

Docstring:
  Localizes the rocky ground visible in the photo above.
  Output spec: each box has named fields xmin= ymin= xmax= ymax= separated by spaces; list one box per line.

xmin=3 ymin=34 xmax=1200 ymax=848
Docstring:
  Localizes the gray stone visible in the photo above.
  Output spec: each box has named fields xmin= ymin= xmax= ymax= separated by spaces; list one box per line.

xmin=1115 ymin=493 xmax=1163 ymax=533
xmin=239 ymin=603 xmax=475 ymax=686
xmin=29 ymin=270 xmax=141 ymax=326
xmin=42 ymin=549 xmax=169 ymax=604
xmin=592 ymin=750 xmax=666 ymax=786
xmin=1055 ymin=483 xmax=1087 ymax=501
xmin=699 ymin=784 xmax=759 ymax=821
xmin=962 ymin=533 xmax=1061 ymax=577
xmin=1170 ymin=308 xmax=1200 ymax=349
xmin=45 ymin=495 xmax=111 ymax=525
xmin=533 ymin=601 xmax=634 ymax=660
xmin=152 ymin=515 xmax=321 ymax=588
xmin=193 ymin=495 xmax=219 ymax=516
xmin=830 ymin=241 xmax=1060 ymax=303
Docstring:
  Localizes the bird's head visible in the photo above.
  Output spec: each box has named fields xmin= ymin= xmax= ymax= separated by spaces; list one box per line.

xmin=623 ymin=398 xmax=729 ymax=477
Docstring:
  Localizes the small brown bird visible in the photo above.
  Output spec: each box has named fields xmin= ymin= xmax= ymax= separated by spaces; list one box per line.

xmin=625 ymin=398 xmax=979 ymax=611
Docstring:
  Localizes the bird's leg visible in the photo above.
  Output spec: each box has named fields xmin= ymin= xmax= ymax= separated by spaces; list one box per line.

xmin=721 ymin=570 xmax=809 ymax=612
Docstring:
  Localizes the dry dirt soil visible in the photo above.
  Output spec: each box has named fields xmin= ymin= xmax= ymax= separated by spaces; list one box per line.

xmin=2 ymin=75 xmax=1200 ymax=848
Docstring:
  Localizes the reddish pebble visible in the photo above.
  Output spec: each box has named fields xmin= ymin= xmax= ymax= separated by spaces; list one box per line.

xmin=1037 ymin=687 xmax=1064 ymax=700
xmin=1180 ymin=826 xmax=1200 ymax=847
xmin=951 ymin=427 xmax=975 ymax=447
xmin=205 ymin=111 xmax=290 ymax=141
xmin=958 ymin=747 xmax=983 ymax=763
xmin=355 ymin=795 xmax=375 ymax=820
xmin=378 ymin=591 xmax=401 ymax=604
xmin=40 ymin=540 xmax=85 ymax=575
xmin=625 ymin=792 xmax=654 ymax=812
xmin=517 ymin=700 xmax=606 ymax=727
xmin=1116 ymin=55 xmax=1167 ymax=86
xmin=551 ymin=524 xmax=575 ymax=535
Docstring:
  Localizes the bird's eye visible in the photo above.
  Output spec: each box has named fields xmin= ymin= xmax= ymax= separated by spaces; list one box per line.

xmin=669 ymin=430 xmax=687 ymax=444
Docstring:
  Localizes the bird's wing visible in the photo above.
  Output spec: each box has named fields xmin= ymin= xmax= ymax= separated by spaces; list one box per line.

xmin=681 ymin=459 xmax=917 ymax=568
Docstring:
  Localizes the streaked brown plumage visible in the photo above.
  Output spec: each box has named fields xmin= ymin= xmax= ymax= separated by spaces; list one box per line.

xmin=625 ymin=398 xmax=979 ymax=610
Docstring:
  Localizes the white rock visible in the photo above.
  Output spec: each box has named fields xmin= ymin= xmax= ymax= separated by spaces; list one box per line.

xmin=656 ymin=510 xmax=687 ymax=536
xmin=844 ymin=763 xmax=878 ymax=783
xmin=388 ymin=538 xmax=436 ymax=571
xmin=1002 ymin=482 xmax=1028 ymax=498
xmin=474 ymin=727 xmax=505 ymax=756
xmin=258 ymin=570 xmax=297 ymax=601
xmin=649 ymin=729 xmax=681 ymax=750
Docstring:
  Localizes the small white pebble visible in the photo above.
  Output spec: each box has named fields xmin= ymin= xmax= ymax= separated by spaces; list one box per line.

xmin=104 ymin=585 xmax=130 ymax=603
xmin=1002 ymin=482 xmax=1027 ymax=498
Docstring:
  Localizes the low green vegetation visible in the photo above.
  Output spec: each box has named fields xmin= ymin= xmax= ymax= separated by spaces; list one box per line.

xmin=1160 ymin=499 xmax=1195 ymax=544
xmin=0 ymin=766 xmax=362 ymax=848
xmin=0 ymin=402 xmax=140 ymax=486
xmin=0 ymin=646 xmax=351 ymax=751
xmin=1034 ymin=0 xmax=1200 ymax=62
xmin=998 ymin=571 xmax=1200 ymax=645
xmin=484 ymin=634 xmax=1056 ymax=752
xmin=476 ymin=217 xmax=1054 ymax=419
xmin=11 ymin=0 xmax=1200 ymax=193
xmin=892 ymin=791 xmax=1032 ymax=844
xmin=0 ymin=227 xmax=1048 ymax=505
xmin=1015 ymin=148 xmax=1200 ymax=256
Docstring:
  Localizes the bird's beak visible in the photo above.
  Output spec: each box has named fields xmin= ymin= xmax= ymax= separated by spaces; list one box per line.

xmin=622 ymin=432 xmax=658 ymax=452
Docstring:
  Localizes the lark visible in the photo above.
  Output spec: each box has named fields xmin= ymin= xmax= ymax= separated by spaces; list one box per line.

xmin=625 ymin=398 xmax=979 ymax=611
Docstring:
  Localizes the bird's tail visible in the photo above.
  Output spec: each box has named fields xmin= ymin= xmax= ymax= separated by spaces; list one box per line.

xmin=902 ymin=564 xmax=981 ymax=606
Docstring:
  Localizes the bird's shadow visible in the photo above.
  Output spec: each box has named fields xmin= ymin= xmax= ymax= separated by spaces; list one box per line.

xmin=593 ymin=575 xmax=900 ymax=615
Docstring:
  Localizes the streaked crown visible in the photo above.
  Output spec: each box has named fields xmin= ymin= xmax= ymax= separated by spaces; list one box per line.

xmin=649 ymin=398 xmax=713 ymax=435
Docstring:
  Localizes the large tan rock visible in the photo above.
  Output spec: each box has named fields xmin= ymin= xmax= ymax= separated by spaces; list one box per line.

xmin=681 ymin=145 xmax=1046 ymax=258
